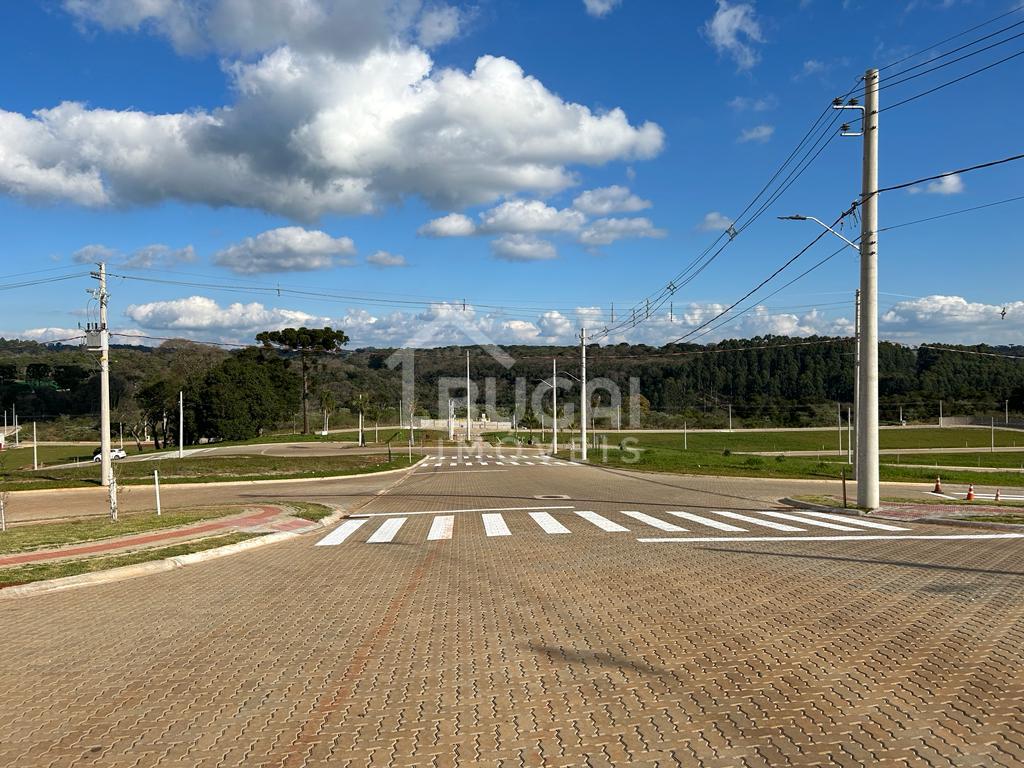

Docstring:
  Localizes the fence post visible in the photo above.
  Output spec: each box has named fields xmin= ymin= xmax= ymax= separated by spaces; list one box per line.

xmin=154 ymin=469 xmax=162 ymax=516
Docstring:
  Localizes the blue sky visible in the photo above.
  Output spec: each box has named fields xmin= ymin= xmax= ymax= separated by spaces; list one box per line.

xmin=1 ymin=0 xmax=1021 ymax=348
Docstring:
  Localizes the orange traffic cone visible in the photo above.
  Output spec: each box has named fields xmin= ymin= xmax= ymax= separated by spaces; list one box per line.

xmin=933 ymin=476 xmax=942 ymax=493
xmin=966 ymin=484 xmax=975 ymax=501
xmin=995 ymin=489 xmax=1001 ymax=502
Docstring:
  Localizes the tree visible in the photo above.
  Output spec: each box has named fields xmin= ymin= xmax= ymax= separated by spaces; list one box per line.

xmin=256 ymin=327 xmax=349 ymax=434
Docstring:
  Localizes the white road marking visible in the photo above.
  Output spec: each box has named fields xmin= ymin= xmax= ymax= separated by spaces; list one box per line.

xmin=639 ymin=533 xmax=1024 ymax=544
xmin=622 ymin=510 xmax=687 ymax=532
xmin=315 ymin=518 xmax=367 ymax=546
xmin=367 ymin=517 xmax=406 ymax=543
xmin=356 ymin=505 xmax=574 ymax=518
xmin=784 ymin=510 xmax=909 ymax=531
xmin=524 ymin=461 xmax=535 ymax=466
xmin=665 ymin=511 xmax=746 ymax=532
xmin=427 ymin=515 xmax=454 ymax=541
xmin=575 ymin=510 xmax=629 ymax=532
xmin=449 ymin=462 xmax=457 ymax=466
xmin=707 ymin=510 xmax=805 ymax=532
xmin=483 ymin=513 xmax=511 ymax=537
xmin=479 ymin=461 xmax=488 ymax=466
xmin=495 ymin=461 xmax=505 ymax=466
xmin=753 ymin=509 xmax=862 ymax=531
xmin=508 ymin=461 xmax=520 ymax=466
xmin=529 ymin=511 xmax=571 ymax=534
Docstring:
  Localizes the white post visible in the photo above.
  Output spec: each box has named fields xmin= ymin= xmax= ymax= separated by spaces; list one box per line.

xmin=847 ymin=407 xmax=853 ymax=464
xmin=32 ymin=421 xmax=37 ymax=470
xmin=992 ymin=417 xmax=995 ymax=453
xmin=465 ymin=351 xmax=471 ymax=442
xmin=939 ymin=399 xmax=943 ymax=427
xmin=96 ymin=263 xmax=111 ymax=487
xmin=108 ymin=472 xmax=118 ymax=522
xmin=684 ymin=421 xmax=687 ymax=450
xmin=854 ymin=288 xmax=860 ymax=473
xmin=552 ymin=358 xmax=558 ymax=455
xmin=616 ymin=405 xmax=621 ymax=431
xmin=728 ymin=404 xmax=733 ymax=432
xmin=13 ymin=404 xmax=18 ymax=446
xmin=119 ymin=422 xmax=123 ymax=451
xmin=0 ymin=497 xmax=5 ymax=532
xmin=154 ymin=469 xmax=162 ymax=516
xmin=856 ymin=67 xmax=880 ymax=510
xmin=837 ymin=402 xmax=842 ymax=456
xmin=178 ymin=390 xmax=184 ymax=458
xmin=1007 ymin=399 xmax=1010 ymax=425
xmin=580 ymin=328 xmax=588 ymax=462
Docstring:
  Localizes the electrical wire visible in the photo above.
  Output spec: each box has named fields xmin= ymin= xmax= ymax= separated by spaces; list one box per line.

xmin=881 ymin=47 xmax=1024 ymax=112
xmin=874 ymin=153 xmax=1024 ymax=195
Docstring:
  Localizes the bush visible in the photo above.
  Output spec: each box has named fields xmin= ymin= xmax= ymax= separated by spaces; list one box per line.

xmin=775 ymin=454 xmax=786 ymax=463
xmin=722 ymin=448 xmax=732 ymax=457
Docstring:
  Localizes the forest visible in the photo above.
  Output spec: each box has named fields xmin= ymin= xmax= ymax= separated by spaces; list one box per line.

xmin=0 ymin=334 xmax=1021 ymax=445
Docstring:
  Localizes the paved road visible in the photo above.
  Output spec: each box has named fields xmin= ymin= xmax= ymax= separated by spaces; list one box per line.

xmin=1 ymin=461 xmax=1022 ymax=766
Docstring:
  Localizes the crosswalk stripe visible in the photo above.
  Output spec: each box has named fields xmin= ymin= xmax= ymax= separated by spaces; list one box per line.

xmin=708 ymin=510 xmax=805 ymax=532
xmin=427 ymin=515 xmax=454 ymax=541
xmin=783 ymin=510 xmax=909 ymax=531
xmin=449 ymin=462 xmax=457 ymax=466
xmin=529 ymin=511 xmax=571 ymax=534
xmin=753 ymin=509 xmax=861 ymax=531
xmin=315 ymin=518 xmax=367 ymax=546
xmin=575 ymin=510 xmax=629 ymax=532
xmin=665 ymin=511 xmax=746 ymax=532
xmin=524 ymin=461 xmax=535 ymax=466
xmin=622 ymin=511 xmax=688 ymax=532
xmin=479 ymin=461 xmax=488 ymax=466
xmin=367 ymin=517 xmax=406 ymax=543
xmin=482 ymin=513 xmax=511 ymax=537
xmin=508 ymin=461 xmax=520 ymax=466
xmin=495 ymin=461 xmax=505 ymax=465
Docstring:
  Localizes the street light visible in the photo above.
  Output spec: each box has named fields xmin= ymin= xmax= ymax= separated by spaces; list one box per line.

xmin=777 ymin=215 xmax=860 ymax=252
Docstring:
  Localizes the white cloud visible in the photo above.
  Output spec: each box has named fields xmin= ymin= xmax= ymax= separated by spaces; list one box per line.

xmin=213 ymin=226 xmax=355 ymax=274
xmin=728 ymin=94 xmax=777 ymax=112
xmin=64 ymin=0 xmax=466 ymax=58
xmin=418 ymin=212 xmax=476 ymax=237
xmin=880 ymin=295 xmax=1023 ymax=343
xmin=366 ymin=250 xmax=407 ymax=268
xmin=123 ymin=244 xmax=196 ymax=269
xmin=578 ymin=217 xmax=665 ymax=246
xmin=738 ymin=124 xmax=774 ymax=143
xmin=572 ymin=185 xmax=651 ymax=216
xmin=703 ymin=0 xmax=764 ymax=71
xmin=583 ymin=0 xmax=622 ymax=17
xmin=491 ymin=234 xmax=558 ymax=262
xmin=71 ymin=244 xmax=118 ymax=264
xmin=2 ymin=38 xmax=663 ymax=219
xmin=125 ymin=295 xmax=328 ymax=331
xmin=479 ymin=200 xmax=585 ymax=234
xmin=908 ymin=174 xmax=964 ymax=195
xmin=795 ymin=59 xmax=826 ymax=79
xmin=416 ymin=5 xmax=463 ymax=48
xmin=698 ymin=211 xmax=734 ymax=231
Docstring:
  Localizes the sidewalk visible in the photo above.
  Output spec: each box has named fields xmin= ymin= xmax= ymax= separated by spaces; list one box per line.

xmin=0 ymin=505 xmax=313 ymax=568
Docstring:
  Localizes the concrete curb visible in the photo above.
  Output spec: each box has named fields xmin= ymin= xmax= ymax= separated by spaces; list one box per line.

xmin=0 ymin=504 xmax=348 ymax=601
xmin=7 ymin=456 xmax=428 ymax=497
xmin=780 ymin=496 xmax=1024 ymax=532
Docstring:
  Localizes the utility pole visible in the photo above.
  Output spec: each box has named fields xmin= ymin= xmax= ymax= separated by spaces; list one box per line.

xmin=580 ymin=328 xmax=588 ymax=462
xmin=90 ymin=262 xmax=113 ymax=488
xmin=856 ymin=68 xmax=880 ymax=510
xmin=552 ymin=358 xmax=558 ymax=454
xmin=465 ymin=351 xmax=471 ymax=442
xmin=178 ymin=390 xmax=184 ymax=458
xmin=847 ymin=406 xmax=853 ymax=464
xmin=854 ymin=288 xmax=860 ymax=472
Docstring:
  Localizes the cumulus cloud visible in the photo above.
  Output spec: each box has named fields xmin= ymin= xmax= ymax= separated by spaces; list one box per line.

xmin=578 ymin=217 xmax=665 ymax=246
xmin=2 ymin=43 xmax=663 ymax=219
xmin=64 ymin=0 xmax=465 ymax=59
xmin=583 ymin=0 xmax=622 ymax=17
xmin=366 ymin=250 xmax=407 ymax=267
xmin=703 ymin=0 xmax=764 ymax=71
xmin=123 ymin=244 xmax=196 ymax=269
xmin=698 ymin=211 xmax=734 ymax=231
xmin=71 ymin=244 xmax=118 ymax=264
xmin=125 ymin=295 xmax=328 ymax=332
xmin=880 ymin=295 xmax=1023 ymax=343
xmin=908 ymin=174 xmax=964 ymax=195
xmin=479 ymin=200 xmax=585 ymax=234
xmin=795 ymin=59 xmax=826 ymax=79
xmin=212 ymin=227 xmax=355 ymax=274
xmin=572 ymin=185 xmax=651 ymax=216
xmin=491 ymin=234 xmax=558 ymax=262
xmin=738 ymin=124 xmax=774 ymax=143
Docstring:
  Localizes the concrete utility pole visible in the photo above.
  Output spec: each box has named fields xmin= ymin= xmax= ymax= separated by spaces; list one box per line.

xmin=580 ymin=328 xmax=588 ymax=462
xmin=92 ymin=262 xmax=112 ymax=488
xmin=856 ymin=68 xmax=880 ymax=510
xmin=552 ymin=358 xmax=558 ymax=454
xmin=178 ymin=390 xmax=184 ymax=459
xmin=465 ymin=351 xmax=471 ymax=442
xmin=854 ymin=288 xmax=860 ymax=472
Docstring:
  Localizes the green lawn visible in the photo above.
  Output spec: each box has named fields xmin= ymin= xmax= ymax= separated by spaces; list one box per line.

xmin=873 ymin=451 xmax=1024 ymax=470
xmin=566 ymin=444 xmax=1024 ymax=487
xmin=0 ymin=453 xmax=423 ymax=491
xmin=0 ymin=506 xmax=250 ymax=555
xmin=0 ymin=532 xmax=261 ymax=589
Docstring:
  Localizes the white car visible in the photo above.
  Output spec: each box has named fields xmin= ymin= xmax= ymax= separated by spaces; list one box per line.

xmin=92 ymin=448 xmax=128 ymax=462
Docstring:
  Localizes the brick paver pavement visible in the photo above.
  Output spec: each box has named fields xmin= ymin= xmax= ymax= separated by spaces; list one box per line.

xmin=0 ymin=462 xmax=1021 ymax=766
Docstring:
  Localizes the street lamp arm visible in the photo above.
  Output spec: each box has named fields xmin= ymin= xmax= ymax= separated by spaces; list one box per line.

xmin=778 ymin=214 xmax=859 ymax=252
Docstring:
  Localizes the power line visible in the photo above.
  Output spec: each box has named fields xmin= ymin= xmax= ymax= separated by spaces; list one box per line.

xmin=878 ymin=192 xmax=1024 ymax=232
xmin=918 ymin=344 xmax=1024 ymax=361
xmin=874 ymin=152 xmax=1024 ymax=195
xmin=881 ymin=47 xmax=1024 ymax=112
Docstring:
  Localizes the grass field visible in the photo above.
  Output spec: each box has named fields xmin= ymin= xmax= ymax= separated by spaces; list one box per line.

xmin=874 ymin=451 xmax=1024 ymax=470
xmin=0 ymin=453 xmax=423 ymax=492
xmin=566 ymin=444 xmax=1024 ymax=487
xmin=0 ymin=532 xmax=261 ymax=589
